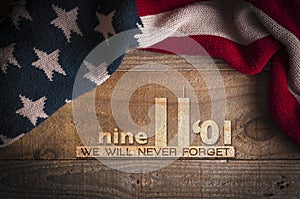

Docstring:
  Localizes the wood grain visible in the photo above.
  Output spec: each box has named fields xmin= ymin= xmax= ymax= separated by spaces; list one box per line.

xmin=0 ymin=160 xmax=299 ymax=198
xmin=0 ymin=50 xmax=299 ymax=160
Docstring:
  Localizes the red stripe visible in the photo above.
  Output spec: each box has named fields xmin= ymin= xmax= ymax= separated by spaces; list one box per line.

xmin=144 ymin=35 xmax=281 ymax=74
xmin=142 ymin=35 xmax=300 ymax=144
xmin=136 ymin=0 xmax=207 ymax=16
xmin=268 ymin=50 xmax=300 ymax=144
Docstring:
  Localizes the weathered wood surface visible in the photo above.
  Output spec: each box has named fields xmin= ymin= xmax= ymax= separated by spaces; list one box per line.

xmin=0 ymin=160 xmax=299 ymax=198
xmin=0 ymin=50 xmax=299 ymax=160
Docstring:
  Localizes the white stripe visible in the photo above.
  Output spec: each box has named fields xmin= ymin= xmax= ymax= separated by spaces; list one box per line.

xmin=290 ymin=88 xmax=300 ymax=103
xmin=135 ymin=0 xmax=269 ymax=47
xmin=251 ymin=4 xmax=300 ymax=100
xmin=135 ymin=0 xmax=300 ymax=101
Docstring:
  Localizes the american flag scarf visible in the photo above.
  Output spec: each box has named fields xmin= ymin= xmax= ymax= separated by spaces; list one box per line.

xmin=0 ymin=0 xmax=299 ymax=147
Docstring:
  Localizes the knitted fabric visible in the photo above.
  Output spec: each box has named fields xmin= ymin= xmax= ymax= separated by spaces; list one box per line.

xmin=0 ymin=0 xmax=140 ymax=146
xmin=0 ymin=0 xmax=299 ymax=146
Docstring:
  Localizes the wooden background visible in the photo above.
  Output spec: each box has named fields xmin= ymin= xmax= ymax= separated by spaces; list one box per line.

xmin=1 ymin=2 xmax=300 ymax=198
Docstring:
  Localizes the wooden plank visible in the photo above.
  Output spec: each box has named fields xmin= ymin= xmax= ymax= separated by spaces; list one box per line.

xmin=0 ymin=160 xmax=299 ymax=198
xmin=121 ymin=50 xmax=271 ymax=71
xmin=0 ymin=50 xmax=299 ymax=160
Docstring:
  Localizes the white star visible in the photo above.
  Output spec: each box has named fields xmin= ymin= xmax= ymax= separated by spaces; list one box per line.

xmin=83 ymin=61 xmax=110 ymax=86
xmin=65 ymin=99 xmax=72 ymax=104
xmin=16 ymin=95 xmax=48 ymax=126
xmin=95 ymin=11 xmax=116 ymax=43
xmin=32 ymin=48 xmax=66 ymax=81
xmin=9 ymin=0 xmax=32 ymax=29
xmin=0 ymin=43 xmax=21 ymax=73
xmin=50 ymin=5 xmax=83 ymax=42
